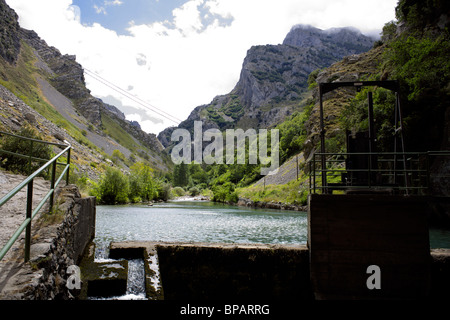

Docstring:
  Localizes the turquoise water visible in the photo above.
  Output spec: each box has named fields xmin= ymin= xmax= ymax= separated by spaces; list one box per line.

xmin=94 ymin=200 xmax=449 ymax=258
xmin=94 ymin=200 xmax=307 ymax=257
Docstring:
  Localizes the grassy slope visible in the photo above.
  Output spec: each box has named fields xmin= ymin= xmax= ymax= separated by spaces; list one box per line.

xmin=0 ymin=40 xmax=169 ymax=180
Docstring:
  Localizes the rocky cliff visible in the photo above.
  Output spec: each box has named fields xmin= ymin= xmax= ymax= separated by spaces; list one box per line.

xmin=0 ymin=0 xmax=168 ymax=178
xmin=18 ymin=28 xmax=163 ymax=153
xmin=158 ymin=25 xmax=374 ymax=147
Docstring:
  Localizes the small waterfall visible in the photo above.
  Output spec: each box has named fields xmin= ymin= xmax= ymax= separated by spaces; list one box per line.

xmin=123 ymin=259 xmax=147 ymax=300
xmin=90 ymin=242 xmax=148 ymax=300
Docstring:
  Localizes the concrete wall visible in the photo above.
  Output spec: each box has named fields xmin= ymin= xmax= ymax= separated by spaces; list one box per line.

xmin=157 ymin=243 xmax=312 ymax=300
xmin=308 ymin=194 xmax=433 ymax=300
xmin=98 ymin=240 xmax=450 ymax=301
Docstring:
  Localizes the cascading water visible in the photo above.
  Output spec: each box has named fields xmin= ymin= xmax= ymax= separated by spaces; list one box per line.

xmin=123 ymin=259 xmax=147 ymax=300
xmin=89 ymin=245 xmax=148 ymax=300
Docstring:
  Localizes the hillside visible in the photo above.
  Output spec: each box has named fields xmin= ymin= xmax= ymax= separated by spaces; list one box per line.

xmin=0 ymin=0 xmax=170 ymax=180
xmin=158 ymin=25 xmax=374 ymax=148
xmin=241 ymin=0 xmax=450 ymax=218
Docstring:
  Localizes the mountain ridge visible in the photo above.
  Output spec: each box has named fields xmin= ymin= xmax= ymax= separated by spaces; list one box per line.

xmin=157 ymin=24 xmax=374 ymax=148
xmin=0 ymin=0 xmax=170 ymax=180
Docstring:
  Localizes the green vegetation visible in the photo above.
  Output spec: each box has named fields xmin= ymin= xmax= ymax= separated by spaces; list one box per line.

xmin=0 ymin=126 xmax=52 ymax=176
xmin=89 ymin=162 xmax=163 ymax=205
xmin=380 ymin=4 xmax=450 ymax=152
xmin=0 ymin=41 xmax=99 ymax=153
xmin=238 ymin=178 xmax=309 ymax=206
xmin=277 ymin=101 xmax=313 ymax=162
xmin=101 ymin=111 xmax=140 ymax=152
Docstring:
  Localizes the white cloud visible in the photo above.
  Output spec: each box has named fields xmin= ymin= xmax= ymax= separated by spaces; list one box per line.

xmin=94 ymin=0 xmax=123 ymax=15
xmin=5 ymin=0 xmax=397 ymax=134
xmin=93 ymin=5 xmax=107 ymax=15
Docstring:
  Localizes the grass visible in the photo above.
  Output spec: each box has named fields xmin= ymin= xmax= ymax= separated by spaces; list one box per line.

xmin=237 ymin=176 xmax=309 ymax=206
xmin=101 ymin=111 xmax=139 ymax=153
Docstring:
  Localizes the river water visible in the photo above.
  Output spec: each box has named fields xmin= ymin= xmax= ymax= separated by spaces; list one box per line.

xmin=94 ymin=199 xmax=449 ymax=257
xmin=91 ymin=200 xmax=449 ymax=299
xmin=94 ymin=200 xmax=308 ymax=258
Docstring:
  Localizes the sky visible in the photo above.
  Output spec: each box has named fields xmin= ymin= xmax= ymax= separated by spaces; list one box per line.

xmin=5 ymin=0 xmax=398 ymax=135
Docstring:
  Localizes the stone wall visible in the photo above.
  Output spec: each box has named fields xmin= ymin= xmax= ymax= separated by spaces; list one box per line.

xmin=0 ymin=185 xmax=95 ymax=300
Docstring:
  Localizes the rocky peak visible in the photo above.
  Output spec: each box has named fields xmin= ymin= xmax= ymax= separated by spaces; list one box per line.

xmin=0 ymin=0 xmax=21 ymax=64
xmin=158 ymin=24 xmax=374 ymax=147
xmin=283 ymin=24 xmax=375 ymax=58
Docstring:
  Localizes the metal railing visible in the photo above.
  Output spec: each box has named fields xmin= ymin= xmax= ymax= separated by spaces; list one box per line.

xmin=0 ymin=131 xmax=71 ymax=262
xmin=308 ymin=151 xmax=450 ymax=195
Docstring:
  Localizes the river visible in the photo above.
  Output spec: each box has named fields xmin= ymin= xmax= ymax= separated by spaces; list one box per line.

xmin=91 ymin=199 xmax=449 ymax=299
xmin=94 ymin=199 xmax=449 ymax=258
xmin=94 ymin=200 xmax=307 ymax=259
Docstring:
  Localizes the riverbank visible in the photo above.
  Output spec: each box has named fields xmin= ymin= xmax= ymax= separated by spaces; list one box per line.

xmin=171 ymin=195 xmax=308 ymax=212
xmin=236 ymin=198 xmax=308 ymax=212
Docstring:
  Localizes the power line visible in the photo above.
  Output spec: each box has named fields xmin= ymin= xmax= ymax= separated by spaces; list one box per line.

xmin=83 ymin=68 xmax=183 ymax=125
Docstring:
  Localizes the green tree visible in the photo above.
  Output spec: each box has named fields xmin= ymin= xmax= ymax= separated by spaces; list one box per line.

xmin=96 ymin=167 xmax=129 ymax=204
xmin=128 ymin=162 xmax=156 ymax=202
xmin=383 ymin=30 xmax=450 ymax=151
xmin=173 ymin=162 xmax=189 ymax=187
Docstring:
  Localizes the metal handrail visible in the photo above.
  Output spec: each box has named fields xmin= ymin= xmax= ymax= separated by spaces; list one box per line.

xmin=307 ymin=151 xmax=450 ymax=195
xmin=0 ymin=131 xmax=71 ymax=262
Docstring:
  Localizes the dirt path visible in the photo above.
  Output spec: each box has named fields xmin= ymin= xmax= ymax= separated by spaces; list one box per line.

xmin=0 ymin=171 xmax=51 ymax=261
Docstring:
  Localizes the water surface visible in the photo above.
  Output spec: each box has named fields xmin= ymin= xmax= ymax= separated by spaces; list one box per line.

xmin=94 ymin=200 xmax=307 ymax=258
xmin=94 ymin=200 xmax=449 ymax=259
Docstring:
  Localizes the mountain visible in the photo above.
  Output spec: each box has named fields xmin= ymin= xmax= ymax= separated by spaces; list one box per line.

xmin=0 ymin=0 xmax=170 ymax=180
xmin=158 ymin=24 xmax=374 ymax=147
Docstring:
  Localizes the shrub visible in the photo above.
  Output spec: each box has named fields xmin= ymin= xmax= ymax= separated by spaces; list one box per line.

xmin=96 ymin=167 xmax=129 ymax=204
xmin=0 ymin=127 xmax=52 ymax=176
xmin=171 ymin=186 xmax=186 ymax=197
xmin=188 ymin=186 xmax=200 ymax=196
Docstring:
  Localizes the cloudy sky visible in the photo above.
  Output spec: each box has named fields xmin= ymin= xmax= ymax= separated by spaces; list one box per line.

xmin=6 ymin=0 xmax=398 ymax=134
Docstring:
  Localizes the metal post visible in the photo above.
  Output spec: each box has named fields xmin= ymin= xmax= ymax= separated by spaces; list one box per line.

xmin=24 ymin=179 xmax=33 ymax=262
xmin=319 ymin=85 xmax=327 ymax=193
xmin=66 ymin=147 xmax=71 ymax=185
xmin=367 ymin=91 xmax=375 ymax=155
xmin=393 ymin=92 xmax=400 ymax=187
xmin=49 ymin=161 xmax=56 ymax=213
xmin=396 ymin=93 xmax=409 ymax=194
xmin=368 ymin=91 xmax=376 ymax=187
xmin=313 ymin=154 xmax=316 ymax=194
xmin=28 ymin=140 xmax=33 ymax=175
xmin=425 ymin=153 xmax=431 ymax=195
xmin=309 ymin=160 xmax=312 ymax=193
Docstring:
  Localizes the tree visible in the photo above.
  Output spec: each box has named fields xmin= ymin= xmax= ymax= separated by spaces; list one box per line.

xmin=173 ymin=162 xmax=189 ymax=187
xmin=97 ymin=167 xmax=129 ymax=204
xmin=128 ymin=162 xmax=156 ymax=202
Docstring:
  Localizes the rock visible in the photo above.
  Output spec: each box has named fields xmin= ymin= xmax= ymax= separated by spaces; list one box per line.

xmin=158 ymin=25 xmax=374 ymax=147
xmin=24 ymin=112 xmax=36 ymax=124
xmin=30 ymin=243 xmax=52 ymax=262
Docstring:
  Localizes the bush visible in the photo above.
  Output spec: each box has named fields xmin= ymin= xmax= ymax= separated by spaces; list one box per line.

xmin=171 ymin=186 xmax=186 ymax=197
xmin=95 ymin=167 xmax=129 ymax=204
xmin=0 ymin=127 xmax=52 ymax=176
xmin=188 ymin=186 xmax=201 ymax=196
xmin=212 ymin=182 xmax=237 ymax=203
xmin=155 ymin=181 xmax=171 ymax=201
